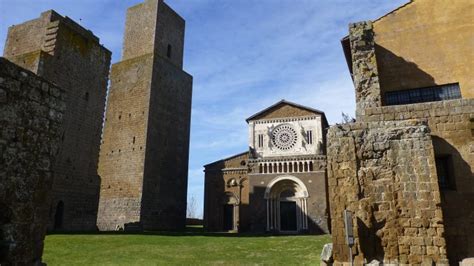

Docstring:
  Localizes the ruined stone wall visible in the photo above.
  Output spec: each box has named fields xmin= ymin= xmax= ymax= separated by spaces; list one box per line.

xmin=360 ymin=98 xmax=474 ymax=262
xmin=0 ymin=58 xmax=65 ymax=264
xmin=3 ymin=10 xmax=111 ymax=231
xmin=349 ymin=21 xmax=381 ymax=119
xmin=327 ymin=120 xmax=449 ymax=265
xmin=97 ymin=0 xmax=192 ymax=231
xmin=333 ymin=1 xmax=472 ymax=263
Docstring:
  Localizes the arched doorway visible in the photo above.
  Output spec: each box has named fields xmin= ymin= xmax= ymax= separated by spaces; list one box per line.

xmin=222 ymin=192 xmax=238 ymax=231
xmin=54 ymin=201 xmax=64 ymax=230
xmin=264 ymin=175 xmax=309 ymax=232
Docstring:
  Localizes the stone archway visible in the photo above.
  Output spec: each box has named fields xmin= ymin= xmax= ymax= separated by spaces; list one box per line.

xmin=264 ymin=175 xmax=309 ymax=232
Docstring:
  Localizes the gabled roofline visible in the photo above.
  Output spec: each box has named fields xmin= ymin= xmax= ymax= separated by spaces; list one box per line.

xmin=204 ymin=151 xmax=249 ymax=168
xmin=245 ymin=99 xmax=328 ymax=126
xmin=372 ymin=0 xmax=414 ymax=24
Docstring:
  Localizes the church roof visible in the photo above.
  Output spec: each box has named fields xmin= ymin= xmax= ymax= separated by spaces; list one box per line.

xmin=204 ymin=151 xmax=249 ymax=168
xmin=245 ymin=99 xmax=327 ymax=126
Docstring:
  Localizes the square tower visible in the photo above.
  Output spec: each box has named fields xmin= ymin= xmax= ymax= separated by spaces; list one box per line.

xmin=97 ymin=0 xmax=193 ymax=231
xmin=3 ymin=10 xmax=111 ymax=231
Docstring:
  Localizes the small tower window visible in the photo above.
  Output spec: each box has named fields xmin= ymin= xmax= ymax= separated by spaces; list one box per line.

xmin=84 ymin=92 xmax=89 ymax=101
xmin=167 ymin=44 xmax=172 ymax=58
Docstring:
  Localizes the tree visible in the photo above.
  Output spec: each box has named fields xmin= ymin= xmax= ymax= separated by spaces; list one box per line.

xmin=341 ymin=112 xmax=355 ymax=123
xmin=187 ymin=195 xmax=198 ymax=219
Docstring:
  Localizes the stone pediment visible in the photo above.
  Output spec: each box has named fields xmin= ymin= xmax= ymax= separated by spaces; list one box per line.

xmin=246 ymin=100 xmax=325 ymax=123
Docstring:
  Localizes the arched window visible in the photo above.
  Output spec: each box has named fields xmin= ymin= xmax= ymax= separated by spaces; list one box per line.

xmin=264 ymin=164 xmax=268 ymax=173
xmin=309 ymin=161 xmax=313 ymax=172
xmin=283 ymin=163 xmax=287 ymax=173
xmin=289 ymin=163 xmax=293 ymax=173
xmin=279 ymin=163 xmax=282 ymax=173
xmin=299 ymin=162 xmax=303 ymax=172
xmin=259 ymin=164 xmax=263 ymax=173
xmin=304 ymin=162 xmax=308 ymax=172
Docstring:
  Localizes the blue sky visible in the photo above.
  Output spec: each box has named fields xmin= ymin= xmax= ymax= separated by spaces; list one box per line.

xmin=0 ymin=0 xmax=407 ymax=217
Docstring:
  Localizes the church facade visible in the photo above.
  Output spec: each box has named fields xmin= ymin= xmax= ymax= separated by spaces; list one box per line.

xmin=204 ymin=100 xmax=330 ymax=234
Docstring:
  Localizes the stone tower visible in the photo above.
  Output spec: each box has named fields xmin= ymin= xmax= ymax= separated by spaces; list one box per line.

xmin=97 ymin=0 xmax=193 ymax=231
xmin=3 ymin=11 xmax=111 ymax=231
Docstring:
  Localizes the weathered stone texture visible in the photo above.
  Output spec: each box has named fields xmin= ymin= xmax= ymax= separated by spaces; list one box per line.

xmin=328 ymin=120 xmax=448 ymax=265
xmin=349 ymin=21 xmax=381 ymax=119
xmin=97 ymin=0 xmax=192 ymax=231
xmin=359 ymin=98 xmax=474 ymax=263
xmin=335 ymin=1 xmax=473 ymax=263
xmin=0 ymin=58 xmax=65 ymax=264
xmin=3 ymin=10 xmax=111 ymax=231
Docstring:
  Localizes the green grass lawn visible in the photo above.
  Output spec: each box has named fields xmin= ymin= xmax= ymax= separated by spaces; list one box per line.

xmin=43 ymin=227 xmax=331 ymax=265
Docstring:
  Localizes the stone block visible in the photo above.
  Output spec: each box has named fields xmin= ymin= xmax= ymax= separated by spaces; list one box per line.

xmin=0 ymin=58 xmax=65 ymax=265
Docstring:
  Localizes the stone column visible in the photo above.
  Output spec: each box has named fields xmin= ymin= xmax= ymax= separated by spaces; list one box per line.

xmin=349 ymin=21 xmax=382 ymax=119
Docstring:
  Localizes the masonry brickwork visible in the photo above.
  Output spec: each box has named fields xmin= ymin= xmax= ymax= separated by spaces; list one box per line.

xmin=3 ymin=10 xmax=111 ymax=231
xmin=97 ymin=0 xmax=192 ymax=231
xmin=349 ymin=21 xmax=381 ymax=119
xmin=328 ymin=120 xmax=449 ymax=265
xmin=329 ymin=1 xmax=474 ymax=263
xmin=204 ymin=152 xmax=250 ymax=232
xmin=0 ymin=58 xmax=65 ymax=264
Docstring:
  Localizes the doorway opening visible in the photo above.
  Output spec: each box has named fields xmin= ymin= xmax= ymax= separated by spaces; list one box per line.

xmin=280 ymin=201 xmax=297 ymax=231
xmin=54 ymin=201 xmax=64 ymax=230
xmin=223 ymin=204 xmax=234 ymax=231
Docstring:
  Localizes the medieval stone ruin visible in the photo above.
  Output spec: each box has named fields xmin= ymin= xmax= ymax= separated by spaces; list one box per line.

xmin=0 ymin=0 xmax=192 ymax=264
xmin=328 ymin=0 xmax=473 ymax=264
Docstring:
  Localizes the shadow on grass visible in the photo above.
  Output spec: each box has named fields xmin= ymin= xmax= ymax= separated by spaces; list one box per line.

xmin=47 ymin=226 xmax=325 ymax=238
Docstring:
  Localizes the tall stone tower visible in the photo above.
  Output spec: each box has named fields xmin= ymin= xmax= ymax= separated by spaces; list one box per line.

xmin=97 ymin=0 xmax=193 ymax=231
xmin=3 ymin=11 xmax=111 ymax=231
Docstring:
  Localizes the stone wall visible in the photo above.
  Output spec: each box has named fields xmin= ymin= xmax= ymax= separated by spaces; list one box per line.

xmin=360 ymin=98 xmax=474 ymax=263
xmin=0 ymin=58 xmax=65 ymax=264
xmin=332 ymin=5 xmax=474 ymax=262
xmin=327 ymin=120 xmax=448 ymax=265
xmin=349 ymin=21 xmax=381 ymax=119
xmin=204 ymin=152 xmax=249 ymax=232
xmin=3 ymin=10 xmax=111 ymax=231
xmin=248 ymin=168 xmax=329 ymax=234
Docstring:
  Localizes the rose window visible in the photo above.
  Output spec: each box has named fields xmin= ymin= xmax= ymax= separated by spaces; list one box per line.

xmin=272 ymin=124 xmax=298 ymax=150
